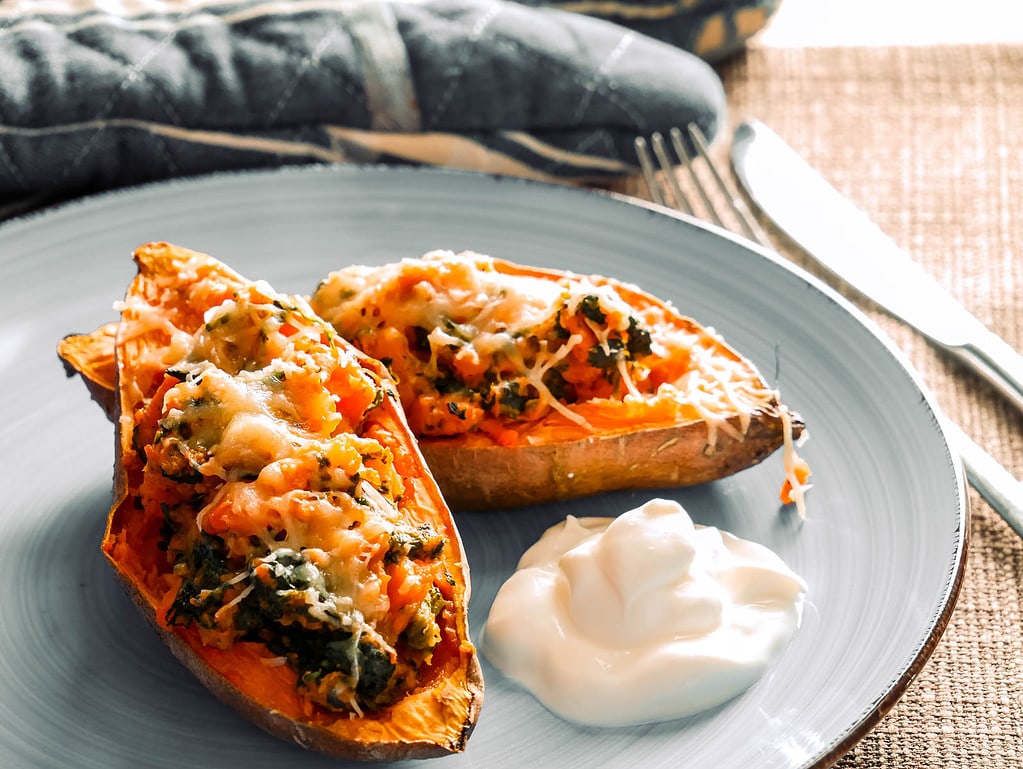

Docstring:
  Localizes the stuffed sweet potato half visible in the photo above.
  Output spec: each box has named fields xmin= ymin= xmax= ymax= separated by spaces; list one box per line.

xmin=103 ymin=242 xmax=482 ymax=760
xmin=60 ymin=248 xmax=807 ymax=511
xmin=310 ymin=250 xmax=806 ymax=509
xmin=57 ymin=321 xmax=119 ymax=420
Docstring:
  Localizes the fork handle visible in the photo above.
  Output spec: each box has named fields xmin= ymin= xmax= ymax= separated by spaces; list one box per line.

xmin=948 ymin=421 xmax=1023 ymax=538
xmin=948 ymin=328 xmax=1023 ymax=416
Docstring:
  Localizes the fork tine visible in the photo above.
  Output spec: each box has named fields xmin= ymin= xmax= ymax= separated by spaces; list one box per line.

xmin=650 ymin=133 xmax=693 ymax=215
xmin=684 ymin=123 xmax=771 ymax=249
xmin=635 ymin=124 xmax=773 ymax=251
xmin=669 ymin=126 xmax=722 ymax=228
xmin=635 ymin=134 xmax=694 ymax=215
xmin=633 ymin=136 xmax=664 ymax=207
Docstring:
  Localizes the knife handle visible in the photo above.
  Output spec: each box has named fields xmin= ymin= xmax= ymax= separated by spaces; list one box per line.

xmin=946 ymin=421 xmax=1023 ymax=538
xmin=949 ymin=327 xmax=1023 ymax=416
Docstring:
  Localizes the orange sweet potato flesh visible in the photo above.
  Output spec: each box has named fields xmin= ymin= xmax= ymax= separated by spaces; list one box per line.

xmin=100 ymin=242 xmax=482 ymax=760
xmin=309 ymin=253 xmax=804 ymax=509
xmin=60 ymin=251 xmax=803 ymax=511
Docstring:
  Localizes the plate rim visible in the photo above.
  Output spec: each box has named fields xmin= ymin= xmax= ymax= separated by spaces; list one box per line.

xmin=0 ymin=163 xmax=970 ymax=769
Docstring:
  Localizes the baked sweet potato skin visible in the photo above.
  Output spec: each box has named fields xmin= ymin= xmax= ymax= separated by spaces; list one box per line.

xmin=57 ymin=323 xmax=118 ymax=420
xmin=311 ymin=252 xmax=804 ymax=509
xmin=61 ymin=250 xmax=804 ymax=511
xmin=422 ymin=411 xmax=798 ymax=510
xmin=103 ymin=242 xmax=483 ymax=760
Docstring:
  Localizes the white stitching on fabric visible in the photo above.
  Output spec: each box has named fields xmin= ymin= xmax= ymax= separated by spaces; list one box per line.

xmin=419 ymin=7 xmax=652 ymax=133
xmin=225 ymin=17 xmax=370 ymax=120
xmin=555 ymin=126 xmax=620 ymax=167
xmin=1 ymin=0 xmax=670 ymax=190
xmin=3 ymin=3 xmax=375 ymax=131
xmin=495 ymin=29 xmax=650 ymax=130
xmin=426 ymin=0 xmax=503 ymax=126
xmin=571 ymin=30 xmax=636 ymax=124
xmin=59 ymin=30 xmax=183 ymax=184
xmin=76 ymin=38 xmax=187 ymax=129
xmin=263 ymin=17 xmax=347 ymax=126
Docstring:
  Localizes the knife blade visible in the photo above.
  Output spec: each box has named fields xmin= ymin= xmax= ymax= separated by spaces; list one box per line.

xmin=730 ymin=118 xmax=1023 ymax=538
xmin=731 ymin=118 xmax=1023 ymax=415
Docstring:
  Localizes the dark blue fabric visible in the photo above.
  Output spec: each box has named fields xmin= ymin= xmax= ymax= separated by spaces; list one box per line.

xmin=0 ymin=0 xmax=734 ymax=213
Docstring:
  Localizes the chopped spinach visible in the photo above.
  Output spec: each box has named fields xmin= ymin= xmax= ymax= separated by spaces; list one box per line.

xmin=403 ymin=586 xmax=446 ymax=651
xmin=626 ymin=317 xmax=653 ymax=358
xmin=587 ymin=337 xmax=625 ymax=369
xmin=164 ymin=542 xmax=449 ymax=713
xmin=551 ymin=309 xmax=572 ymax=339
xmin=408 ymin=326 xmax=431 ymax=356
xmin=578 ymin=295 xmax=606 ymax=325
xmin=262 ymin=369 xmax=286 ymax=387
xmin=541 ymin=367 xmax=569 ymax=401
xmin=498 ymin=381 xmax=532 ymax=415
xmin=165 ymin=533 xmax=230 ymax=626
xmin=432 ymin=374 xmax=466 ymax=394
xmin=386 ymin=523 xmax=445 ymax=564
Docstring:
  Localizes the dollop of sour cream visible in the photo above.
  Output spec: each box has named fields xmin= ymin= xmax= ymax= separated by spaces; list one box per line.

xmin=480 ymin=498 xmax=807 ymax=727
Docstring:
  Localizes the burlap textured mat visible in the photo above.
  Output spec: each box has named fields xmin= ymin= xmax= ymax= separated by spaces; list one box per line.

xmin=710 ymin=43 xmax=1023 ymax=768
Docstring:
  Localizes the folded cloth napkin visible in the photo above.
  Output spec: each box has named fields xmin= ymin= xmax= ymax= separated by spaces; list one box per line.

xmin=0 ymin=0 xmax=747 ymax=215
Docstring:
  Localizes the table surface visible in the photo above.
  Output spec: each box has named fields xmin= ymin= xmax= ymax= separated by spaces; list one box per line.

xmin=761 ymin=0 xmax=1023 ymax=47
xmin=616 ymin=4 xmax=1023 ymax=767
xmin=4 ymin=2 xmax=1020 ymax=767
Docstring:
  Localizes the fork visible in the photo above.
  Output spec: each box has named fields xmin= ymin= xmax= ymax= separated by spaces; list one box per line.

xmin=636 ymin=125 xmax=1023 ymax=538
xmin=634 ymin=124 xmax=771 ymax=249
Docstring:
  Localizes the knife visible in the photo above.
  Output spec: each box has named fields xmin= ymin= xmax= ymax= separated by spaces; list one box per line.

xmin=731 ymin=119 xmax=1023 ymax=414
xmin=730 ymin=118 xmax=1023 ymax=538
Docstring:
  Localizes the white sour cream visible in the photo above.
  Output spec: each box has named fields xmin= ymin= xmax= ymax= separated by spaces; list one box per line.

xmin=480 ymin=498 xmax=807 ymax=727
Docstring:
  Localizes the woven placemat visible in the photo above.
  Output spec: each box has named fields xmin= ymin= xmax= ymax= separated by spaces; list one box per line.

xmin=714 ymin=43 xmax=1023 ymax=768
xmin=615 ymin=40 xmax=1023 ymax=768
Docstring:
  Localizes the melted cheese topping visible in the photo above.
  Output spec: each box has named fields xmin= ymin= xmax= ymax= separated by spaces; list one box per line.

xmin=130 ymin=280 xmax=451 ymax=714
xmin=310 ymin=250 xmax=780 ymax=447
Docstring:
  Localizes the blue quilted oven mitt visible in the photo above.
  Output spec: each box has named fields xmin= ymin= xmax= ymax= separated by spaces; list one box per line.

xmin=0 ymin=0 xmax=734 ymax=213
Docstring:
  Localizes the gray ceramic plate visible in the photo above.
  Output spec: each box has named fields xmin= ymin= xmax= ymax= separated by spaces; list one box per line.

xmin=0 ymin=166 xmax=967 ymax=769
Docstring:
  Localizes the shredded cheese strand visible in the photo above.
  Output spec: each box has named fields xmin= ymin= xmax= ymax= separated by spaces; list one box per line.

xmin=780 ymin=406 xmax=811 ymax=518
xmin=214 ymin=583 xmax=254 ymax=623
xmin=522 ymin=334 xmax=592 ymax=430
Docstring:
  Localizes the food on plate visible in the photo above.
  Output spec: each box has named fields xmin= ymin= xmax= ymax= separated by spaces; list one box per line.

xmin=311 ymin=250 xmax=808 ymax=509
xmin=480 ymin=497 xmax=807 ymax=726
xmin=57 ymin=321 xmax=118 ymax=419
xmin=59 ymin=248 xmax=809 ymax=512
xmin=100 ymin=242 xmax=482 ymax=759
